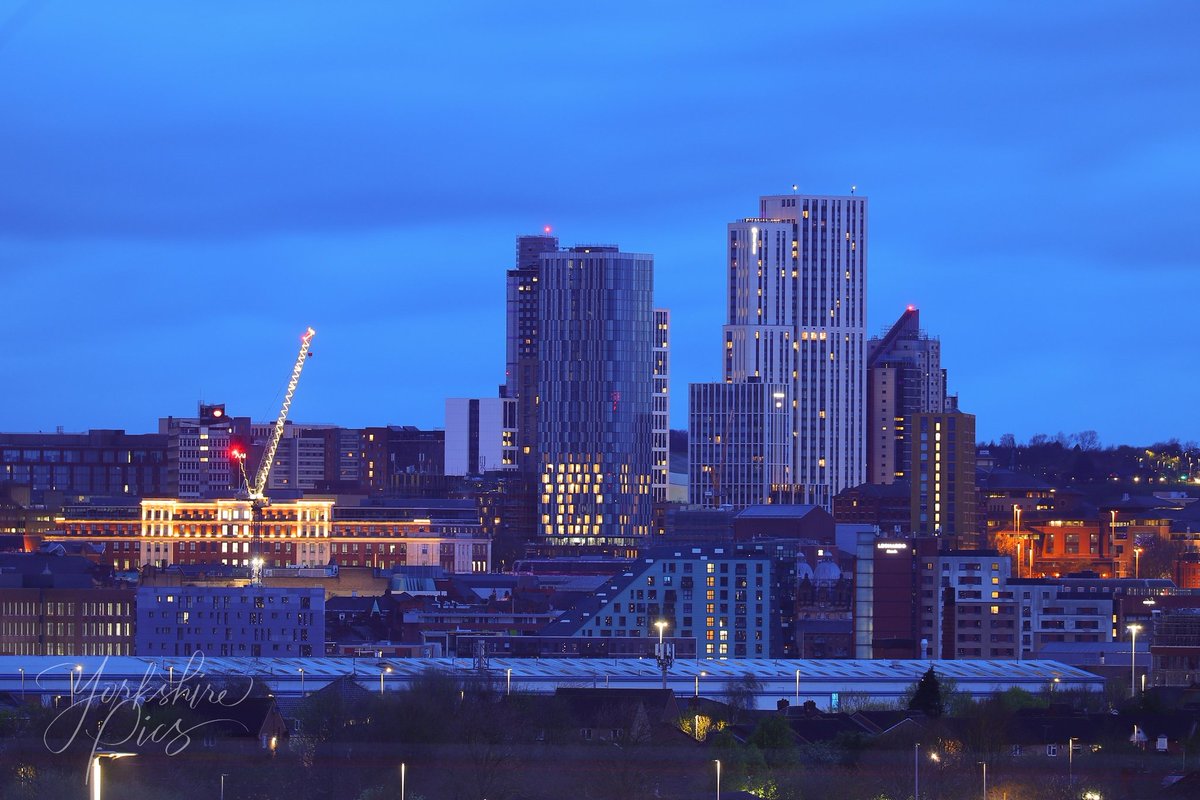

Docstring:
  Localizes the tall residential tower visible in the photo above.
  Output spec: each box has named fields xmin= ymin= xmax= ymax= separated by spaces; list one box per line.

xmin=867 ymin=306 xmax=946 ymax=484
xmin=690 ymin=192 xmax=867 ymax=509
xmin=505 ymin=233 xmax=559 ymax=475
xmin=538 ymin=245 xmax=655 ymax=550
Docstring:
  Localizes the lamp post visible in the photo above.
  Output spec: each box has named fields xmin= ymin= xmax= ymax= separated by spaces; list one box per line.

xmin=979 ymin=761 xmax=987 ymax=800
xmin=400 ymin=762 xmax=406 ymax=800
xmin=18 ymin=667 xmax=23 ymax=698
xmin=507 ymin=668 xmax=512 ymax=696
xmin=70 ymin=664 xmax=82 ymax=705
xmin=168 ymin=664 xmax=174 ymax=689
xmin=220 ymin=773 xmax=228 ymax=800
xmin=795 ymin=669 xmax=801 ymax=707
xmin=1068 ymin=737 xmax=1077 ymax=784
xmin=1128 ymin=624 xmax=1142 ymax=698
xmin=654 ymin=620 xmax=672 ymax=691
xmin=91 ymin=751 xmax=136 ymax=800
xmin=1134 ymin=547 xmax=1142 ymax=579
xmin=694 ymin=713 xmax=701 ymax=741
xmin=714 ymin=759 xmax=721 ymax=800
xmin=380 ymin=666 xmax=392 ymax=696
xmin=1014 ymin=505 xmax=1026 ymax=577
xmin=695 ymin=671 xmax=707 ymax=698
xmin=914 ymin=743 xmax=920 ymax=800
xmin=299 ymin=667 xmax=305 ymax=695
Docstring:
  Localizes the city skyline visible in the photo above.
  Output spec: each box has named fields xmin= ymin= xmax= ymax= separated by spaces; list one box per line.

xmin=1 ymin=2 xmax=1197 ymax=444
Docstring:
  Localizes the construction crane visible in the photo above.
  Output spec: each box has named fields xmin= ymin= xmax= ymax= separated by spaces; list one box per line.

xmin=231 ymin=326 xmax=316 ymax=583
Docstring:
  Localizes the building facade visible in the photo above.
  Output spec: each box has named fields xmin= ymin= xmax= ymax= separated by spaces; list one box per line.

xmin=135 ymin=585 xmax=324 ymax=658
xmin=689 ymin=193 xmax=867 ymax=510
xmin=267 ymin=424 xmax=329 ymax=492
xmin=538 ymin=245 xmax=656 ymax=550
xmin=541 ymin=545 xmax=776 ymax=659
xmin=867 ymin=307 xmax=946 ymax=485
xmin=51 ymin=497 xmax=491 ymax=573
xmin=0 ymin=429 xmax=168 ymax=498
xmin=444 ymin=398 xmax=517 ymax=476
xmin=160 ymin=404 xmax=252 ymax=499
xmin=652 ymin=308 xmax=671 ymax=504
xmin=0 ymin=588 xmax=135 ymax=656
xmin=909 ymin=406 xmax=978 ymax=546
xmin=505 ymin=233 xmax=559 ymax=475
xmin=689 ymin=381 xmax=792 ymax=509
xmin=0 ymin=554 xmax=135 ymax=656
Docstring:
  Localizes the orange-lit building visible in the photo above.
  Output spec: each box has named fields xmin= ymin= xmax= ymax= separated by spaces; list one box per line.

xmin=993 ymin=521 xmax=1112 ymax=579
xmin=47 ymin=498 xmax=491 ymax=574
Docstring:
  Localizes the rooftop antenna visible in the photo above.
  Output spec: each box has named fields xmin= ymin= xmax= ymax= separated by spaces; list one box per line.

xmin=791 ymin=184 xmax=798 ymax=194
xmin=851 ymin=185 xmax=857 ymax=195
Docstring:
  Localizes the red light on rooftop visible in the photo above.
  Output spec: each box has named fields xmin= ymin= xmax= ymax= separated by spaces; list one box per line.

xmin=544 ymin=225 xmax=552 ymax=234
xmin=906 ymin=304 xmax=916 ymax=312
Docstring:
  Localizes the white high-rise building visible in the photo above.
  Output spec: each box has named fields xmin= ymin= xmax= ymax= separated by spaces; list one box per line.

xmin=444 ymin=397 xmax=517 ymax=476
xmin=689 ymin=192 xmax=867 ymax=509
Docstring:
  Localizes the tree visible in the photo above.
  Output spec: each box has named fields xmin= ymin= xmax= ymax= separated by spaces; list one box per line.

xmin=999 ymin=433 xmax=1017 ymax=449
xmin=748 ymin=715 xmax=798 ymax=767
xmin=907 ymin=667 xmax=944 ymax=718
xmin=725 ymin=673 xmax=763 ymax=722
xmin=1076 ymin=430 xmax=1101 ymax=450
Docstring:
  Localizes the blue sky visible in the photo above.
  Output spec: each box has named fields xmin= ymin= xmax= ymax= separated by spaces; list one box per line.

xmin=1 ymin=1 xmax=1197 ymax=445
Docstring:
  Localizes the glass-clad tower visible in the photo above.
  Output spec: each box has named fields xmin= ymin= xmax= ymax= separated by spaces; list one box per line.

xmin=538 ymin=245 xmax=654 ymax=550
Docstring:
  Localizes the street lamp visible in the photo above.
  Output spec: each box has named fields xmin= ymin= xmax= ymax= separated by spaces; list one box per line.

xmin=914 ymin=743 xmax=920 ymax=800
xmin=979 ymin=761 xmax=987 ymax=800
xmin=400 ymin=762 xmax=406 ymax=800
xmin=507 ymin=668 xmax=512 ymax=696
xmin=168 ymin=664 xmax=174 ymax=689
xmin=654 ymin=620 xmax=673 ymax=691
xmin=18 ymin=667 xmax=23 ymax=698
xmin=714 ymin=759 xmax=721 ymax=800
xmin=380 ymin=665 xmax=393 ymax=696
xmin=1134 ymin=547 xmax=1142 ymax=579
xmin=694 ymin=671 xmax=707 ymax=697
xmin=795 ymin=669 xmax=801 ymax=706
xmin=91 ymin=751 xmax=136 ymax=800
xmin=220 ymin=773 xmax=228 ymax=800
xmin=1127 ymin=624 xmax=1142 ymax=698
xmin=70 ymin=664 xmax=82 ymax=705
xmin=299 ymin=667 xmax=305 ymax=695
xmin=1068 ymin=737 xmax=1077 ymax=784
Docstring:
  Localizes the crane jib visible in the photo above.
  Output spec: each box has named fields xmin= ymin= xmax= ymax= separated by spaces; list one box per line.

xmin=251 ymin=327 xmax=316 ymax=498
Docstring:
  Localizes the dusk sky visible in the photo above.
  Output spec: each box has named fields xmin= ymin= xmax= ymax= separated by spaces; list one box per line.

xmin=1 ymin=1 xmax=1197 ymax=446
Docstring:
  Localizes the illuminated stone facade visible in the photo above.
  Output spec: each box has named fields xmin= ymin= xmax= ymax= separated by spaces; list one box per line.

xmin=50 ymin=498 xmax=491 ymax=573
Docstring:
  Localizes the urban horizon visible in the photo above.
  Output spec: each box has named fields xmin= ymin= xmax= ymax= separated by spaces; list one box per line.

xmin=3 ymin=4 xmax=1199 ymax=797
